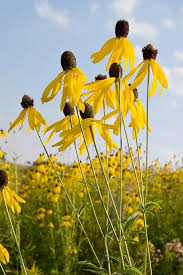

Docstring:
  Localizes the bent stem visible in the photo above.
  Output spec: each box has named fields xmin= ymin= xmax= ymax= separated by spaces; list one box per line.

xmin=0 ymin=263 xmax=7 ymax=275
xmin=35 ymin=128 xmax=101 ymax=267
xmin=2 ymin=190 xmax=27 ymax=275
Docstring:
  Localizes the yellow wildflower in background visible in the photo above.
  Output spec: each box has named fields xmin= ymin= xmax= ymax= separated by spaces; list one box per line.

xmin=91 ymin=20 xmax=135 ymax=71
xmin=8 ymin=95 xmax=47 ymax=133
xmin=0 ymin=170 xmax=25 ymax=214
xmin=0 ymin=244 xmax=9 ymax=264
xmin=125 ymin=44 xmax=168 ymax=96
xmin=0 ymin=130 xmax=7 ymax=139
xmin=60 ymin=215 xmax=75 ymax=227
xmin=41 ymin=51 xmax=86 ymax=112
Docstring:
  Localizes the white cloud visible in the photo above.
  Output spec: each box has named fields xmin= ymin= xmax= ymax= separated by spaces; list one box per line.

xmin=134 ymin=45 xmax=142 ymax=64
xmin=129 ymin=17 xmax=158 ymax=40
xmin=173 ymin=50 xmax=183 ymax=62
xmin=163 ymin=66 xmax=183 ymax=96
xmin=111 ymin=0 xmax=139 ymax=15
xmin=36 ymin=0 xmax=69 ymax=28
xmin=161 ymin=18 xmax=175 ymax=29
xmin=90 ymin=3 xmax=100 ymax=14
xmin=105 ymin=17 xmax=158 ymax=40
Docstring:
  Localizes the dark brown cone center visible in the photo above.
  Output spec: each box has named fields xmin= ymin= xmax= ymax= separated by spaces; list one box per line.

xmin=142 ymin=44 xmax=158 ymax=60
xmin=95 ymin=74 xmax=107 ymax=81
xmin=109 ymin=63 xmax=123 ymax=78
xmin=63 ymin=102 xmax=75 ymax=116
xmin=129 ymin=84 xmax=138 ymax=101
xmin=115 ymin=20 xmax=129 ymax=38
xmin=0 ymin=170 xmax=8 ymax=188
xmin=80 ymin=103 xmax=94 ymax=119
xmin=61 ymin=51 xmax=77 ymax=71
xmin=21 ymin=95 xmax=34 ymax=108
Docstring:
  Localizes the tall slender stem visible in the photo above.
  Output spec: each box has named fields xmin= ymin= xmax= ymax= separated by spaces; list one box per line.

xmin=103 ymin=100 xmax=111 ymax=275
xmin=70 ymin=119 xmax=104 ymax=238
xmin=0 ymin=263 xmax=7 ymax=275
xmin=75 ymin=107 xmax=119 ymax=242
xmin=2 ymin=190 xmax=27 ymax=275
xmin=35 ymin=128 xmax=101 ymax=266
xmin=144 ymin=60 xmax=152 ymax=275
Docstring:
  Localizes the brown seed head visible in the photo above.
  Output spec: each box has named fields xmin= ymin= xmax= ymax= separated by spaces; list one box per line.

xmin=142 ymin=44 xmax=158 ymax=60
xmin=95 ymin=74 xmax=107 ymax=81
xmin=0 ymin=170 xmax=8 ymax=188
xmin=129 ymin=84 xmax=138 ymax=101
xmin=115 ymin=20 xmax=129 ymax=38
xmin=63 ymin=102 xmax=75 ymax=116
xmin=109 ymin=63 xmax=123 ymax=78
xmin=21 ymin=95 xmax=34 ymax=108
xmin=80 ymin=103 xmax=94 ymax=119
xmin=61 ymin=51 xmax=77 ymax=71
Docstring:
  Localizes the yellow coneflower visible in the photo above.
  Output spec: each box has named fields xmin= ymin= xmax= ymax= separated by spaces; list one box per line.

xmin=0 ymin=130 xmax=7 ymax=139
xmin=8 ymin=95 xmax=47 ymax=133
xmin=90 ymin=20 xmax=135 ymax=71
xmin=82 ymin=74 xmax=118 ymax=114
xmin=43 ymin=102 xmax=78 ymax=143
xmin=0 ymin=244 xmax=9 ymax=264
xmin=125 ymin=44 xmax=168 ymax=96
xmin=41 ymin=51 xmax=86 ymax=112
xmin=129 ymin=98 xmax=152 ymax=139
xmin=0 ymin=170 xmax=25 ymax=213
xmin=102 ymin=84 xmax=136 ymax=135
xmin=53 ymin=103 xmax=118 ymax=155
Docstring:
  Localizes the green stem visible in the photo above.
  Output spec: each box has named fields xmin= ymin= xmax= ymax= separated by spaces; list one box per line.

xmin=103 ymin=100 xmax=111 ymax=275
xmin=144 ymin=60 xmax=152 ymax=275
xmin=76 ymin=107 xmax=119 ymax=242
xmin=0 ymin=263 xmax=7 ymax=275
xmin=2 ymin=190 xmax=27 ymax=275
xmin=70 ymin=119 xmax=104 ymax=238
xmin=35 ymin=128 xmax=101 ymax=267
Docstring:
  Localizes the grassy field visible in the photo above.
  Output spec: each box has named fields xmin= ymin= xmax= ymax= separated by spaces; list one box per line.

xmin=0 ymin=151 xmax=183 ymax=274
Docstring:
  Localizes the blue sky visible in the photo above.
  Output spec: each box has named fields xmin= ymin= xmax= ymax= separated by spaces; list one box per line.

xmin=0 ymin=0 xmax=183 ymax=164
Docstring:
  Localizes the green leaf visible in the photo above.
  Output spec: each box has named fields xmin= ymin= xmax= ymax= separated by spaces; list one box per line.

xmin=124 ymin=212 xmax=140 ymax=233
xmin=78 ymin=202 xmax=89 ymax=217
xmin=144 ymin=201 xmax=161 ymax=212
xmin=121 ymin=267 xmax=143 ymax=275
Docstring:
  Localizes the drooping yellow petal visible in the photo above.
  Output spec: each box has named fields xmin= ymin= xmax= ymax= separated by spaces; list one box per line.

xmin=33 ymin=108 xmax=47 ymax=128
xmin=8 ymin=109 xmax=27 ymax=132
xmin=27 ymin=107 xmax=35 ymax=130
xmin=41 ymin=72 xmax=65 ymax=103
xmin=123 ymin=61 xmax=144 ymax=83
xmin=149 ymin=77 xmax=158 ymax=97
xmin=84 ymin=78 xmax=115 ymax=90
xmin=150 ymin=59 xmax=168 ymax=89
xmin=0 ymin=244 xmax=9 ymax=264
xmin=77 ymin=98 xmax=85 ymax=113
xmin=129 ymin=60 xmax=149 ymax=91
xmin=90 ymin=38 xmax=116 ymax=63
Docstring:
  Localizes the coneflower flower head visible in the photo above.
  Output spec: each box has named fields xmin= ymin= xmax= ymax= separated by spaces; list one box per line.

xmin=129 ymin=84 xmax=138 ymax=101
xmin=142 ymin=44 xmax=158 ymax=60
xmin=95 ymin=74 xmax=107 ymax=81
xmin=90 ymin=19 xmax=135 ymax=71
xmin=63 ymin=102 xmax=75 ymax=116
xmin=41 ymin=50 xmax=86 ymax=112
xmin=80 ymin=103 xmax=94 ymax=119
xmin=115 ymin=20 xmax=129 ymax=38
xmin=21 ymin=95 xmax=34 ymax=108
xmin=61 ymin=51 xmax=77 ymax=71
xmin=125 ymin=43 xmax=168 ymax=96
xmin=0 ymin=170 xmax=8 ymax=189
xmin=109 ymin=63 xmax=123 ymax=79
xmin=8 ymin=95 xmax=47 ymax=133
